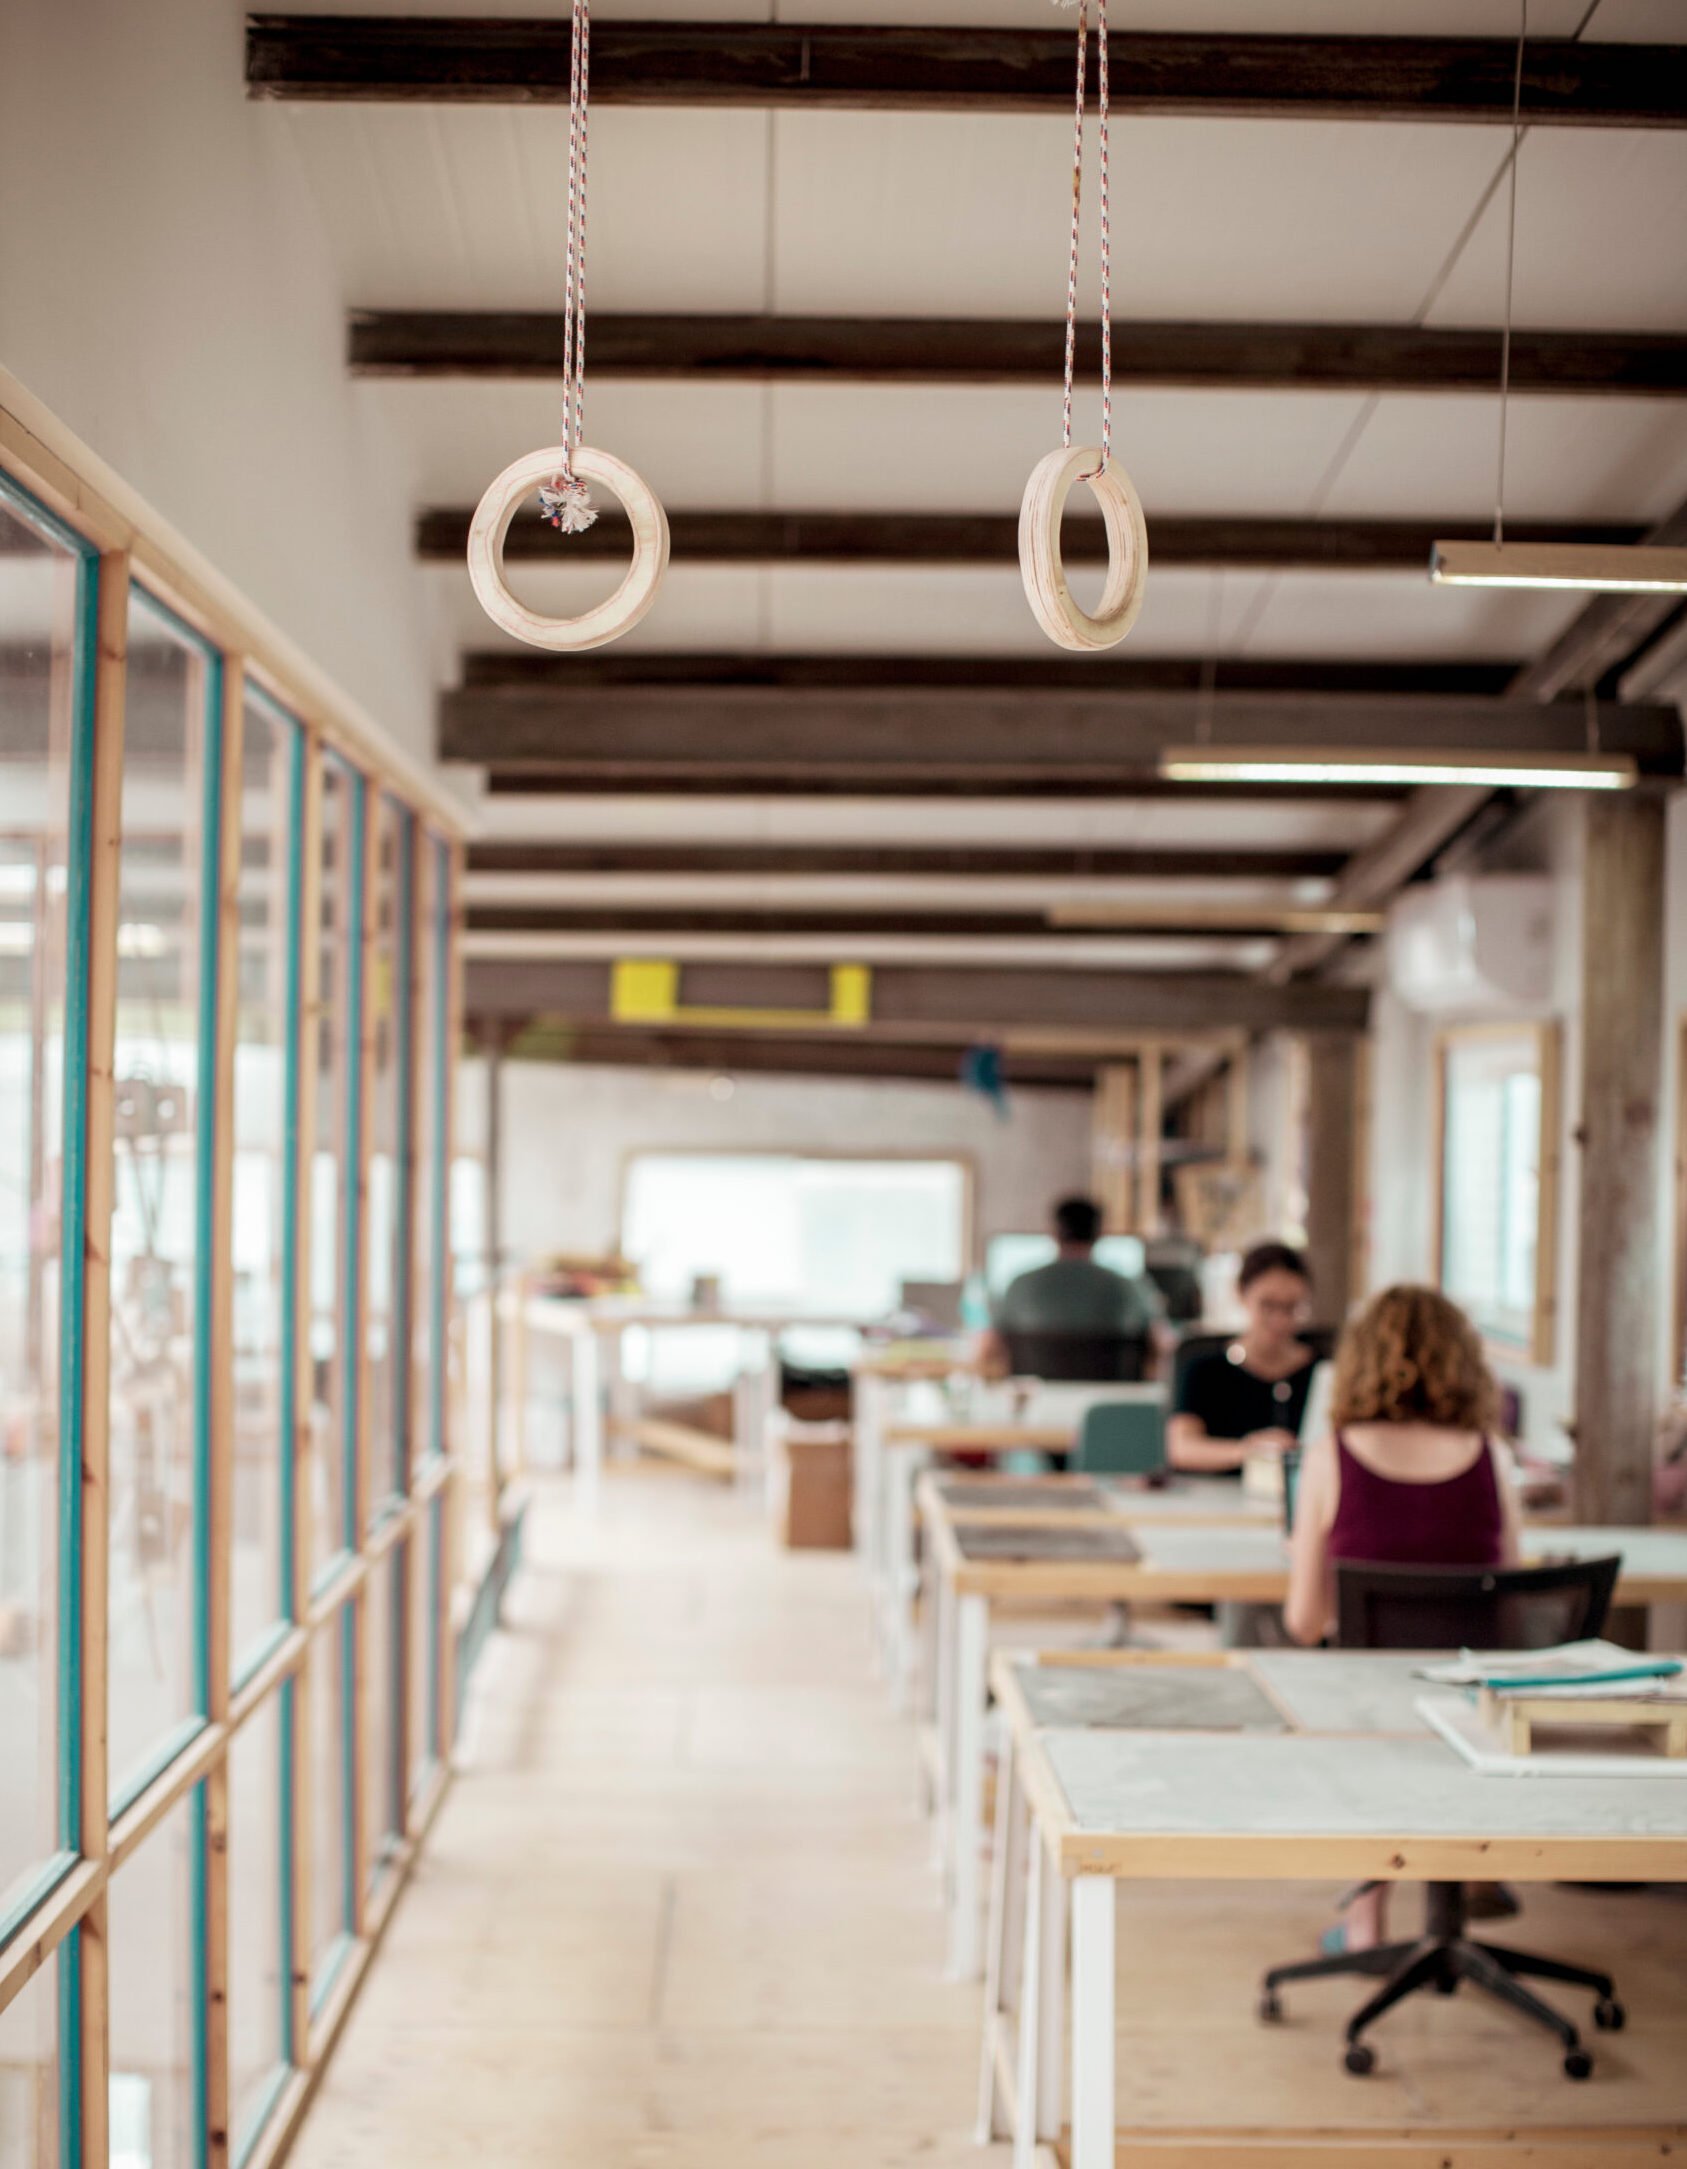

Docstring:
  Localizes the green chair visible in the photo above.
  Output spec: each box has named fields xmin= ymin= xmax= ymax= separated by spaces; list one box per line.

xmin=1075 ymin=1398 xmax=1166 ymax=1475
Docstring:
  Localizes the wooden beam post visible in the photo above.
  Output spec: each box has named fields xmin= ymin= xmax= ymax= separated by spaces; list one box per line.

xmin=1302 ymin=1032 xmax=1361 ymax=1328
xmin=1573 ymin=794 xmax=1667 ymax=1526
xmin=1092 ymin=1065 xmax=1137 ymax=1235
xmin=1137 ymin=1045 xmax=1165 ymax=1238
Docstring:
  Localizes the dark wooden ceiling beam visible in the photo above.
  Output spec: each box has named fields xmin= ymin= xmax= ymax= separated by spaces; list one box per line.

xmin=458 ymin=651 xmax=1516 ymax=697
xmin=418 ymin=506 xmax=1646 ymax=571
xmin=464 ymin=956 xmax=1370 ymax=1034
xmin=440 ymin=684 xmax=1683 ymax=785
xmin=465 ymin=907 xmax=1322 ymax=940
xmin=249 ymin=20 xmax=1687 ymax=125
xmin=465 ymin=842 xmax=1348 ymax=880
xmin=475 ymin=1022 xmax=1100 ymax=1090
xmin=356 ymin=311 xmax=1687 ymax=395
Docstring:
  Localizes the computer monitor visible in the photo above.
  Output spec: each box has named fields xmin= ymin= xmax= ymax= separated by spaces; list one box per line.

xmin=984 ymin=1230 xmax=1146 ymax=1299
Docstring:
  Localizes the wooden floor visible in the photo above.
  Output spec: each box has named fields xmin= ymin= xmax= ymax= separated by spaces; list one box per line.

xmin=292 ymin=1470 xmax=1687 ymax=2167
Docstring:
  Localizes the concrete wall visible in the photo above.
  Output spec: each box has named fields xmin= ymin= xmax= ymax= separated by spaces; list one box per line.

xmin=0 ymin=0 xmax=438 ymax=772
xmin=489 ymin=1058 xmax=1095 ymax=1274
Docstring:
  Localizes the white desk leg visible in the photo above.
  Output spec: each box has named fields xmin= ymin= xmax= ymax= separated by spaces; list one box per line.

xmin=946 ymin=1590 xmax=989 ymax=1981
xmin=885 ymin=1448 xmax=921 ymax=1712
xmin=1036 ymin=1851 xmax=1068 ymax=2141
xmin=571 ymin=1327 xmax=602 ymax=1516
xmin=1011 ymin=1831 xmax=1043 ymax=2169
xmin=606 ymin=1326 xmax=638 ymax=1461
xmin=854 ymin=1373 xmax=883 ymax=1574
xmin=931 ymin=1563 xmax=955 ymax=1866
xmin=1070 ymin=1876 xmax=1116 ymax=2169
xmin=976 ymin=1736 xmax=1023 ymax=2143
xmin=734 ymin=1332 xmax=777 ymax=1494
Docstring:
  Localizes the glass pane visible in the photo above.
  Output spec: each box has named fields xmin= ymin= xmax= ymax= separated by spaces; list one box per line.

xmin=0 ymin=488 xmax=80 ymax=1923
xmin=108 ymin=1792 xmax=196 ymax=2169
xmin=0 ymin=1950 xmax=59 ymax=2169
xmin=308 ymin=762 xmax=355 ymax=1577
xmin=309 ymin=1607 xmax=349 ymax=1985
xmin=109 ymin=593 xmax=213 ymax=1801
xmin=229 ymin=1697 xmax=284 ymax=2154
xmin=232 ymin=691 xmax=297 ymax=1663
xmin=1440 ymin=1031 xmax=1545 ymax=1349
xmin=365 ymin=802 xmax=407 ymax=1519
xmin=361 ymin=1552 xmax=400 ymax=1891
xmin=410 ymin=838 xmax=444 ymax=1471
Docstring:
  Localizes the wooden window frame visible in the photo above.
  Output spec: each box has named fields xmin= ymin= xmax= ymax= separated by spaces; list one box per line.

xmin=1430 ymin=1019 xmax=1562 ymax=1370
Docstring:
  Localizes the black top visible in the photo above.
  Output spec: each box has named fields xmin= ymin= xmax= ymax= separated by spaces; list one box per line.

xmin=1174 ymin=1347 xmax=1316 ymax=1447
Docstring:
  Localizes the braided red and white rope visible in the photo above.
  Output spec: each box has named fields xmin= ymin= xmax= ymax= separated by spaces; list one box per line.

xmin=544 ymin=0 xmax=596 ymax=531
xmin=1058 ymin=0 xmax=1111 ymax=481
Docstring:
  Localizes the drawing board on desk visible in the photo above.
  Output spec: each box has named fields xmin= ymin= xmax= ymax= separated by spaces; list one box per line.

xmin=952 ymin=1520 xmax=1142 ymax=1564
xmin=1016 ymin=1662 xmax=1288 ymax=1734
xmin=1420 ymin=1693 xmax=1687 ymax=1778
xmin=1041 ymin=1729 xmax=1687 ymax=1839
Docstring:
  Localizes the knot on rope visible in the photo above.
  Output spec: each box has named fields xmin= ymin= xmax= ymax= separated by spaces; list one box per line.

xmin=539 ymin=475 xmax=598 ymax=534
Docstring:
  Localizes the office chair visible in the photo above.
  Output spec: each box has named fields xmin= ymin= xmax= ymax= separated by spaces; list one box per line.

xmin=1258 ymin=1555 xmax=1625 ymax=2079
xmin=1075 ymin=1399 xmax=1165 ymax=1476
xmin=1001 ymin=1330 xmax=1148 ymax=1383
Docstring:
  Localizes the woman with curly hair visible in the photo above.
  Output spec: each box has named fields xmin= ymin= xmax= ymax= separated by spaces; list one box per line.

xmin=1284 ymin=1283 xmax=1523 ymax=1948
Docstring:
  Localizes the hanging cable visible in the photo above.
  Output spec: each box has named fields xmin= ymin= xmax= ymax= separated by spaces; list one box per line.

xmin=1493 ymin=0 xmax=1528 ymax=549
xmin=1059 ymin=0 xmax=1111 ymax=479
xmin=541 ymin=0 xmax=597 ymax=533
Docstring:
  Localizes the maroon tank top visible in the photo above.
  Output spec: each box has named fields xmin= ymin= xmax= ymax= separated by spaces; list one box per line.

xmin=1327 ymin=1432 xmax=1504 ymax=1567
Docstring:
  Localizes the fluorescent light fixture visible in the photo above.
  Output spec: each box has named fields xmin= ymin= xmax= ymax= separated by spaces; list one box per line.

xmin=1430 ymin=541 xmax=1687 ymax=593
xmin=1158 ymin=747 xmax=1637 ymax=791
xmin=1045 ymin=902 xmax=1384 ymax=934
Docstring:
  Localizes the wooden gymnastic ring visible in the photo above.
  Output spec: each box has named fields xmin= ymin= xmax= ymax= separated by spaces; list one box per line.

xmin=1018 ymin=445 xmax=1149 ymax=652
xmin=467 ymin=444 xmax=669 ymax=652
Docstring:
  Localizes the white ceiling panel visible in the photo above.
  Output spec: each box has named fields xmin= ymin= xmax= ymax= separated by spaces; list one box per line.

xmin=1318 ymin=395 xmax=1687 ymax=523
xmin=367 ymin=377 xmax=769 ymax=505
xmin=766 ymin=383 xmax=1374 ymax=515
xmin=435 ymin=551 xmax=1559 ymax=659
xmin=772 ymin=114 xmax=1508 ymax=323
xmin=429 ymin=558 xmax=772 ymax=652
xmin=469 ymin=793 xmax=1402 ymax=852
xmin=462 ymin=927 xmax=1278 ymax=971
xmin=276 ymin=1 xmax=1637 ymax=29
xmin=463 ymin=871 xmax=1336 ymax=909
xmin=1236 ymin=566 xmax=1579 ymax=658
xmin=1424 ymin=128 xmax=1687 ymax=334
xmin=284 ymin=104 xmax=774 ymax=311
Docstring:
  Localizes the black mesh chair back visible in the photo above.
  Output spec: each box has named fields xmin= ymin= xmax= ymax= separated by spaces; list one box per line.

xmin=1333 ymin=1555 xmax=1620 ymax=1654
xmin=1000 ymin=1330 xmax=1149 ymax=1383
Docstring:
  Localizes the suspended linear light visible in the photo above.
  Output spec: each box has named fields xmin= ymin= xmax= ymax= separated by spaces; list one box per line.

xmin=1157 ymin=748 xmax=1636 ymax=791
xmin=1430 ymin=541 xmax=1687 ymax=594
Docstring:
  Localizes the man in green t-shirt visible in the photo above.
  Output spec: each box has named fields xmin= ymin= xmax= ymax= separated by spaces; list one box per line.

xmin=980 ymin=1195 xmax=1159 ymax=1372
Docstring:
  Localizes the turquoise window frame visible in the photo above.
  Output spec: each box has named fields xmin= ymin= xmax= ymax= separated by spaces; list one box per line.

xmin=224 ymin=683 xmax=307 ymax=2162
xmin=107 ymin=587 xmax=223 ymax=1822
xmin=0 ymin=474 xmax=98 ymax=1975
